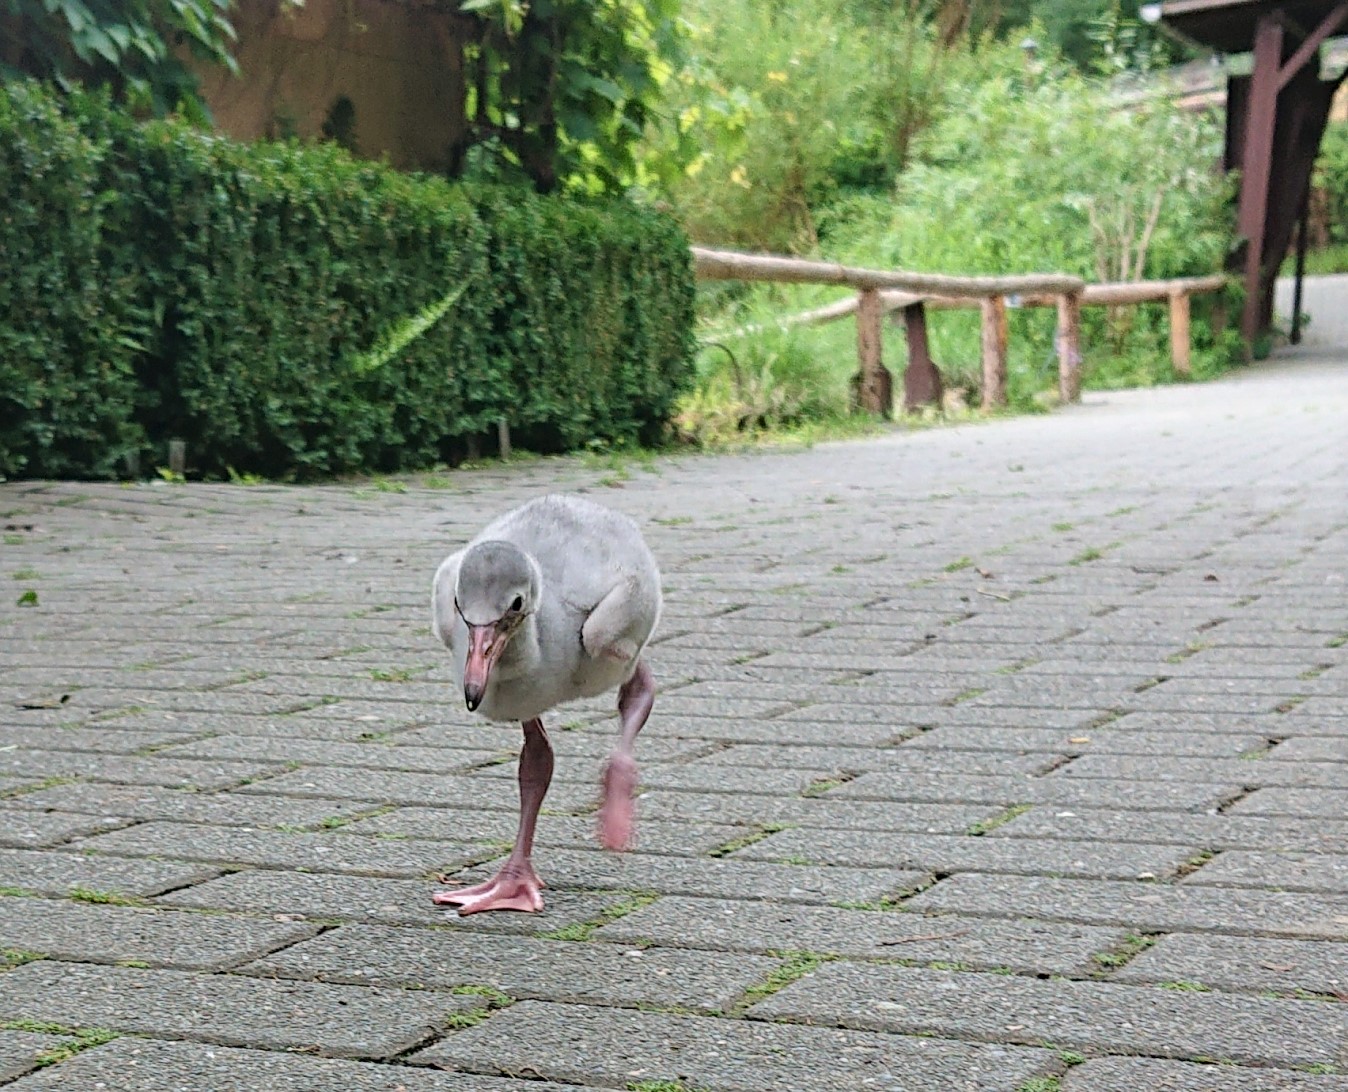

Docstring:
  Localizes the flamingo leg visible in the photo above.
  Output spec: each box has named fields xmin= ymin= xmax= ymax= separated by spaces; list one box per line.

xmin=433 ymin=717 xmax=553 ymax=914
xmin=598 ymin=659 xmax=654 ymax=851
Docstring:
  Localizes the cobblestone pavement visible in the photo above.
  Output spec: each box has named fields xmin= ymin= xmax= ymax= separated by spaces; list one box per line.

xmin=1 ymin=346 xmax=1346 ymax=1091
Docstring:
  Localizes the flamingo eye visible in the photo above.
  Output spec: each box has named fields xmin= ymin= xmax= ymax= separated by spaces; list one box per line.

xmin=510 ymin=595 xmax=524 ymax=613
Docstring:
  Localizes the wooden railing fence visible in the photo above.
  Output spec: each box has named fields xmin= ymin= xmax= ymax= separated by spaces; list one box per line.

xmin=692 ymin=245 xmax=1226 ymax=417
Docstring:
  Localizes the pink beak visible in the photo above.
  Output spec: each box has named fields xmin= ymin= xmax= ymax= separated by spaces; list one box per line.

xmin=463 ymin=624 xmax=502 ymax=712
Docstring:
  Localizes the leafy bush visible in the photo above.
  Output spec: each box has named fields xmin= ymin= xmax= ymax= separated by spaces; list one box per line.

xmin=0 ymin=80 xmax=695 ymax=479
xmin=0 ymin=84 xmax=143 ymax=478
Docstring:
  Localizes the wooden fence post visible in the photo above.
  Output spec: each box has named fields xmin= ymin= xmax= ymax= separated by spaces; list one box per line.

xmin=980 ymin=295 xmax=1008 ymax=410
xmin=853 ymin=287 xmax=893 ymax=417
xmin=1057 ymin=291 xmax=1082 ymax=404
xmin=901 ymin=302 xmax=942 ymax=412
xmin=1169 ymin=289 xmax=1192 ymax=377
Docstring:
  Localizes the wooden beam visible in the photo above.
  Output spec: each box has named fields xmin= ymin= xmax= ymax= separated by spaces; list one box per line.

xmin=1238 ymin=13 xmax=1284 ymax=345
xmin=980 ymin=296 xmax=1009 ymax=411
xmin=1056 ymin=292 xmax=1082 ymax=404
xmin=853 ymin=288 xmax=893 ymax=417
xmin=1276 ymin=1 xmax=1348 ymax=90
xmin=691 ymin=246 xmax=1083 ymax=298
xmin=1168 ymin=290 xmax=1192 ymax=376
xmin=901 ymin=303 xmax=943 ymax=411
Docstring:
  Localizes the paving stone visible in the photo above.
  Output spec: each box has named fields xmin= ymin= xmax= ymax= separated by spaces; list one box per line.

xmin=688 ymin=744 xmax=1056 ymax=777
xmin=412 ymin=999 xmax=1056 ymax=1091
xmin=0 ymin=749 xmax=282 ymax=791
xmin=344 ymin=806 xmax=741 ymax=856
xmin=156 ymin=868 xmax=639 ymax=935
xmin=449 ymin=846 xmax=925 ymax=905
xmin=1054 ymin=754 xmax=1348 ymax=789
xmin=899 ymin=724 xmax=1267 ymax=757
xmin=905 ymin=872 xmax=1348 ymax=939
xmin=0 ymin=895 xmax=316 ymax=970
xmin=1227 ymin=787 xmax=1348 ymax=817
xmin=1 ymin=782 xmax=379 ymax=829
xmin=234 ymin=767 xmax=603 ymax=813
xmin=736 ymin=827 xmax=1198 ymax=880
xmin=832 ymin=771 xmax=1244 ymax=812
xmin=594 ymin=894 xmax=1123 ymax=974
xmin=752 ymin=962 xmax=1348 ymax=1066
xmin=635 ymin=789 xmax=1003 ymax=833
xmin=74 ymin=821 xmax=484 ymax=879
xmin=0 ymin=847 xmax=219 ymax=898
xmin=247 ymin=922 xmax=777 ymax=1010
xmin=1 ymin=1038 xmax=594 ymax=1092
xmin=1181 ymin=850 xmax=1348 ymax=895
xmin=0 ymin=1031 xmax=65 ymax=1082
xmin=1114 ymin=933 xmax=1348 ymax=996
xmin=0 ymin=807 xmax=131 ymax=848
xmin=988 ymin=806 xmax=1348 ymax=854
xmin=1061 ymin=1057 xmax=1348 ymax=1091
xmin=0 ymin=962 xmax=471 ymax=1059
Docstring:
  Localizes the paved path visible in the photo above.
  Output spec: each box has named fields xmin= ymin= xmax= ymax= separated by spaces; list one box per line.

xmin=1 ymin=347 xmax=1346 ymax=1091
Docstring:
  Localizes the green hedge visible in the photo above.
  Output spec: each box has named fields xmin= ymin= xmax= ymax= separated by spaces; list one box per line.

xmin=0 ymin=81 xmax=695 ymax=479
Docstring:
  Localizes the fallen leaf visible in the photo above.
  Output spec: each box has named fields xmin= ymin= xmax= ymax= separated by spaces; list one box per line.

xmin=15 ymin=694 xmax=70 ymax=709
xmin=1068 ymin=736 xmax=1091 ymax=744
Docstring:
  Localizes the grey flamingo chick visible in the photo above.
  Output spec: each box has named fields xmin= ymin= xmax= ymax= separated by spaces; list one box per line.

xmin=430 ymin=494 xmax=661 ymax=915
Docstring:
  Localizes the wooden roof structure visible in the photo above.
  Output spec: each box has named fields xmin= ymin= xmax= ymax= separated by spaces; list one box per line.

xmin=1158 ymin=0 xmax=1348 ymax=344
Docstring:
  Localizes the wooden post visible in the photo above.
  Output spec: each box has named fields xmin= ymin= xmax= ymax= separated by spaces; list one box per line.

xmin=1237 ymin=14 xmax=1284 ymax=345
xmin=1291 ymin=188 xmax=1310 ymax=345
xmin=1056 ymin=292 xmax=1082 ymax=404
xmin=497 ymin=418 xmax=512 ymax=459
xmin=1169 ymin=290 xmax=1192 ymax=376
xmin=853 ymin=287 xmax=893 ymax=417
xmin=980 ymin=295 xmax=1008 ymax=411
xmin=901 ymin=302 xmax=942 ymax=411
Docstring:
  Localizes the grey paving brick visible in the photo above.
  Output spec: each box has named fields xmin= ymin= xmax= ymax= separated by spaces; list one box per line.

xmin=343 ymin=806 xmax=741 ymax=856
xmin=1227 ymin=787 xmax=1348 ymax=816
xmin=1114 ymin=933 xmax=1348 ymax=996
xmin=688 ymin=743 xmax=1057 ymax=777
xmin=1182 ymin=850 xmax=1348 ymax=895
xmin=906 ymin=872 xmax=1348 ymax=938
xmin=0 ymin=895 xmax=315 ymax=970
xmin=1 ymin=782 xmax=379 ymax=829
xmin=1054 ymin=754 xmax=1348 ymax=788
xmin=0 ymin=847 xmax=219 ymax=898
xmin=634 ymin=789 xmax=1003 ymax=833
xmin=899 ymin=724 xmax=1268 ymax=757
xmin=832 ymin=771 xmax=1244 ymax=812
xmin=594 ymin=894 xmax=1123 ymax=974
xmin=412 ymin=999 xmax=1055 ymax=1091
xmin=0 ymin=749 xmax=282 ymax=791
xmin=736 ymin=827 xmax=1198 ymax=880
xmin=247 ymin=922 xmax=777 ymax=1010
xmin=1 ymin=1038 xmax=594 ymax=1092
xmin=74 ymin=821 xmax=484 ymax=879
xmin=156 ymin=867 xmax=639 ymax=934
xmin=988 ymin=806 xmax=1348 ymax=854
xmin=0 ymin=962 xmax=470 ymax=1059
xmin=1061 ymin=1057 xmax=1348 ymax=1091
xmin=0 ymin=807 xmax=131 ymax=848
xmin=449 ymin=846 xmax=925 ymax=905
xmin=0 ymin=1031 xmax=65 ymax=1082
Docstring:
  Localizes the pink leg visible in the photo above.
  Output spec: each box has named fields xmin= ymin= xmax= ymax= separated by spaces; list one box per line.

xmin=598 ymin=659 xmax=654 ymax=851
xmin=433 ymin=717 xmax=553 ymax=915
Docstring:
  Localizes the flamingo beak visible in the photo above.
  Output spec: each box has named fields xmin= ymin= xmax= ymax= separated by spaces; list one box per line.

xmin=463 ymin=624 xmax=504 ymax=712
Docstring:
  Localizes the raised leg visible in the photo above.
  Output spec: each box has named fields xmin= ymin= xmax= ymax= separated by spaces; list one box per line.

xmin=597 ymin=659 xmax=654 ymax=851
xmin=433 ymin=717 xmax=553 ymax=914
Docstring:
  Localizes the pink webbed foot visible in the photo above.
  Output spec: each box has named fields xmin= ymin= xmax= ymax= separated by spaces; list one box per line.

xmin=597 ymin=751 xmax=639 ymax=851
xmin=432 ymin=864 xmax=544 ymax=915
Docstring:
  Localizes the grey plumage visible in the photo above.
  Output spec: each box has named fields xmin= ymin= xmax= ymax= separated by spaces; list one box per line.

xmin=432 ymin=493 xmax=661 ymax=722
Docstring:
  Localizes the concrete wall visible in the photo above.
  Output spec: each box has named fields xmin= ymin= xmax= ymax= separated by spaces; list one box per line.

xmin=197 ymin=0 xmax=466 ymax=172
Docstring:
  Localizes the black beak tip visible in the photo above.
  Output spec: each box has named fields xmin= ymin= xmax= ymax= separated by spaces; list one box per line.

xmin=465 ymin=693 xmax=481 ymax=713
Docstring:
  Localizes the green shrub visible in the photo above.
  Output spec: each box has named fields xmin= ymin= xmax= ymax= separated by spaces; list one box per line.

xmin=0 ymin=83 xmax=144 ymax=478
xmin=0 ymin=80 xmax=695 ymax=479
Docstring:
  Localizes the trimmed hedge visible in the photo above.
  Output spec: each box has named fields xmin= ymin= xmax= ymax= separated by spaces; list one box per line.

xmin=0 ymin=81 xmax=695 ymax=479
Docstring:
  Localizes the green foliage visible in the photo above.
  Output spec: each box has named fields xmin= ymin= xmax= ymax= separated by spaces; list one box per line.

xmin=0 ymin=0 xmax=237 ymax=117
xmin=0 ymin=83 xmax=144 ymax=478
xmin=1313 ymin=120 xmax=1348 ymax=250
xmin=0 ymin=81 xmax=695 ymax=480
xmin=456 ymin=0 xmax=683 ymax=194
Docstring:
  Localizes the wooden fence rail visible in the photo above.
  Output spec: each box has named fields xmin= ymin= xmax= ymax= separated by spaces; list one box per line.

xmin=691 ymin=245 xmax=1225 ymax=416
